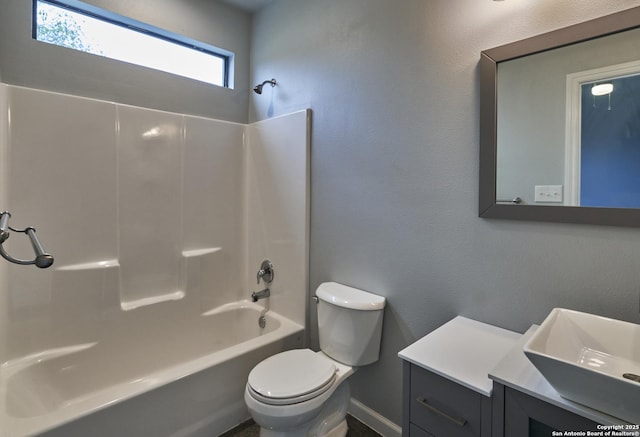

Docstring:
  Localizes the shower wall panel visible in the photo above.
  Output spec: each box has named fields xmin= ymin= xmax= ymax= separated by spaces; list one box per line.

xmin=183 ymin=116 xmax=245 ymax=311
xmin=116 ymin=106 xmax=184 ymax=306
xmin=245 ymin=110 xmax=310 ymax=327
xmin=4 ymin=87 xmax=118 ymax=359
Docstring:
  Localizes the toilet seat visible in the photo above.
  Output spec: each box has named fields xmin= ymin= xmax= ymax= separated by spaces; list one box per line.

xmin=247 ymin=349 xmax=337 ymax=406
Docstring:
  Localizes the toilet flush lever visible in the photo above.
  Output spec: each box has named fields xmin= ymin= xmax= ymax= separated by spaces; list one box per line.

xmin=256 ymin=259 xmax=274 ymax=284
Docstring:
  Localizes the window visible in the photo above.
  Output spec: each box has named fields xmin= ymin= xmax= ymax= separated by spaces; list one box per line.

xmin=33 ymin=0 xmax=232 ymax=87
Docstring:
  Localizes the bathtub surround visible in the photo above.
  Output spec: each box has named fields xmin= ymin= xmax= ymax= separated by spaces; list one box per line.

xmin=0 ymin=83 xmax=309 ymax=436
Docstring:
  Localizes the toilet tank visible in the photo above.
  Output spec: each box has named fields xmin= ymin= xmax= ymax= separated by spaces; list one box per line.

xmin=316 ymin=282 xmax=386 ymax=366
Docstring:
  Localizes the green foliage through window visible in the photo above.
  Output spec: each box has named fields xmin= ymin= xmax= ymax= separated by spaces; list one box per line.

xmin=36 ymin=3 xmax=101 ymax=54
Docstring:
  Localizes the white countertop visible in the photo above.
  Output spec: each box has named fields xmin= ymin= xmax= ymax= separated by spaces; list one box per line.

xmin=489 ymin=325 xmax=629 ymax=426
xmin=398 ymin=316 xmax=522 ymax=397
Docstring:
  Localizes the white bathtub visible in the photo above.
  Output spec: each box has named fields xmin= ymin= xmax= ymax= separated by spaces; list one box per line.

xmin=0 ymin=301 xmax=304 ymax=437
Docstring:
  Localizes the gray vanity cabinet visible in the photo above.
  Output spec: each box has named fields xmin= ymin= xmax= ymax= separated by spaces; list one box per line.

xmin=492 ymin=383 xmax=600 ymax=437
xmin=403 ymin=362 xmax=604 ymax=437
xmin=402 ymin=361 xmax=492 ymax=437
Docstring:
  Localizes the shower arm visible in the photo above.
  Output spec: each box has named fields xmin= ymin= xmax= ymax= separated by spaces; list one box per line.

xmin=253 ymin=78 xmax=277 ymax=94
xmin=0 ymin=211 xmax=54 ymax=268
xmin=259 ymin=79 xmax=276 ymax=88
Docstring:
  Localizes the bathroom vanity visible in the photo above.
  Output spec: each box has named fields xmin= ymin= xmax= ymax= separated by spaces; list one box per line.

xmin=399 ymin=317 xmax=632 ymax=437
xmin=398 ymin=317 xmax=520 ymax=437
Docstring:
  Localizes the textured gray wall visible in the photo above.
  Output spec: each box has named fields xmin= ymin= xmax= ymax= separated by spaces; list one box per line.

xmin=251 ymin=0 xmax=640 ymax=426
xmin=0 ymin=0 xmax=251 ymax=122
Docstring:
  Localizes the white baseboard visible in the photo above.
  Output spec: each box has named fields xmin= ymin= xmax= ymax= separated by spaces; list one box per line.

xmin=348 ymin=398 xmax=402 ymax=437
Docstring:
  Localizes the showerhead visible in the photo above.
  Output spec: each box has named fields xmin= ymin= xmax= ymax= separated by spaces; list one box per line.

xmin=253 ymin=78 xmax=277 ymax=94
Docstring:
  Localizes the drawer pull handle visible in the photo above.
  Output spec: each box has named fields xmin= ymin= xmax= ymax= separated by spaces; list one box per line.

xmin=416 ymin=397 xmax=468 ymax=427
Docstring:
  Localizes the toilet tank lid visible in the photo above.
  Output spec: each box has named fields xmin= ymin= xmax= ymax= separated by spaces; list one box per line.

xmin=316 ymin=282 xmax=386 ymax=310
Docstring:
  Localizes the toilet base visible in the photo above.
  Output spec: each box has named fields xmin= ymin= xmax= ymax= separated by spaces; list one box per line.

xmin=323 ymin=419 xmax=348 ymax=437
xmin=257 ymin=382 xmax=350 ymax=437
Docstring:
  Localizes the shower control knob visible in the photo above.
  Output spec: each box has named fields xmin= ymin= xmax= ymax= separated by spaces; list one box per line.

xmin=256 ymin=259 xmax=274 ymax=284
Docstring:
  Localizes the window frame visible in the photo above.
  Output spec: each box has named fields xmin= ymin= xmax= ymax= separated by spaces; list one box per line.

xmin=32 ymin=0 xmax=232 ymax=88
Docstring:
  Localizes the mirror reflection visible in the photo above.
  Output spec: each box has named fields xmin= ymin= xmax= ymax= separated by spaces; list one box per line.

xmin=496 ymin=27 xmax=640 ymax=209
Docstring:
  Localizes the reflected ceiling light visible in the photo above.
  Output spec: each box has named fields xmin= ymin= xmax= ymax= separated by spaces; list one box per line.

xmin=591 ymin=83 xmax=614 ymax=96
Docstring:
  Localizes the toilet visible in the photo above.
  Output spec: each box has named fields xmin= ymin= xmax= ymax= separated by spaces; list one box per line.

xmin=244 ymin=282 xmax=386 ymax=437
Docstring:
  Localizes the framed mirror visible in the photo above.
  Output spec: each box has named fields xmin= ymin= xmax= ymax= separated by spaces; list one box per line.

xmin=479 ymin=6 xmax=640 ymax=227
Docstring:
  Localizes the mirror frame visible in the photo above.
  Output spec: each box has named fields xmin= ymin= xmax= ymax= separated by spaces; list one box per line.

xmin=479 ymin=6 xmax=640 ymax=227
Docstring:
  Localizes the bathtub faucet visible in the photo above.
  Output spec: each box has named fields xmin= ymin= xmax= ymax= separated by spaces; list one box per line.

xmin=251 ymin=288 xmax=270 ymax=302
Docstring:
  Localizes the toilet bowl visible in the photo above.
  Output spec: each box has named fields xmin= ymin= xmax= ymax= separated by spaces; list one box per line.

xmin=244 ymin=282 xmax=386 ymax=437
xmin=244 ymin=349 xmax=354 ymax=436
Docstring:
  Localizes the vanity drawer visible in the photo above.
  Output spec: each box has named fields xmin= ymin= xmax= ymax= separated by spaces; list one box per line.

xmin=409 ymin=365 xmax=482 ymax=437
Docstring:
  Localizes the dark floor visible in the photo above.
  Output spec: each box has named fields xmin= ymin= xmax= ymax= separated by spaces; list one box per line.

xmin=221 ymin=415 xmax=382 ymax=437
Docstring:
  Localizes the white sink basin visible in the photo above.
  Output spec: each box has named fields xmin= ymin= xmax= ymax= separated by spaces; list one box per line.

xmin=524 ymin=308 xmax=640 ymax=424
